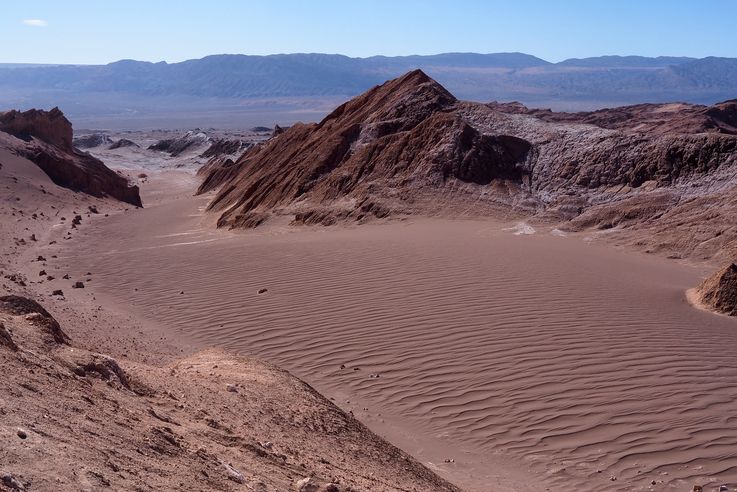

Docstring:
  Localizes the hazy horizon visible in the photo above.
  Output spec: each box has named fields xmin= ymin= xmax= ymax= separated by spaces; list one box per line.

xmin=0 ymin=51 xmax=724 ymax=67
xmin=4 ymin=0 xmax=737 ymax=65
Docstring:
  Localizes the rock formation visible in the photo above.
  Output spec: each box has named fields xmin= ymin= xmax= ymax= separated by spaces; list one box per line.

xmin=0 ymin=108 xmax=141 ymax=207
xmin=148 ymin=130 xmax=209 ymax=156
xmin=73 ymin=133 xmax=112 ymax=149
xmin=0 ymin=107 xmax=74 ymax=150
xmin=697 ymin=263 xmax=737 ymax=315
xmin=487 ymin=99 xmax=737 ymax=136
xmin=108 ymin=138 xmax=139 ymax=149
xmin=200 ymin=138 xmax=250 ymax=158
xmin=199 ymin=70 xmax=737 ymax=260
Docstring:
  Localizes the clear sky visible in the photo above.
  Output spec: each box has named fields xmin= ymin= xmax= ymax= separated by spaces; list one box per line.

xmin=3 ymin=0 xmax=736 ymax=64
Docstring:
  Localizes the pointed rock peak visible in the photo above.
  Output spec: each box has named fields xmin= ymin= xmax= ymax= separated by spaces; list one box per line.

xmin=396 ymin=68 xmax=433 ymax=85
xmin=379 ymin=69 xmax=455 ymax=101
xmin=318 ymin=69 xmax=456 ymax=131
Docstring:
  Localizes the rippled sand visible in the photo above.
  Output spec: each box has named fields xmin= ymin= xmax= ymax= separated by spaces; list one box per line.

xmin=60 ymin=183 xmax=737 ymax=491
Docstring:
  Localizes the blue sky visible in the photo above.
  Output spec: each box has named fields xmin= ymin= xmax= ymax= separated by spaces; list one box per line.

xmin=3 ymin=0 xmax=736 ymax=64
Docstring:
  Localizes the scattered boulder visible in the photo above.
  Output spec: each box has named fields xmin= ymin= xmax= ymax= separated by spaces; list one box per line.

xmin=72 ymin=281 xmax=85 ymax=289
xmin=70 ymin=353 xmax=132 ymax=390
xmin=1 ymin=473 xmax=25 ymax=491
xmin=296 ymin=477 xmax=319 ymax=492
xmin=221 ymin=461 xmax=246 ymax=484
xmin=52 ymin=290 xmax=64 ymax=296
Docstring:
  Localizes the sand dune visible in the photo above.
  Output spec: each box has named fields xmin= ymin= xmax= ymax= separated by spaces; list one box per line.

xmin=53 ymin=183 xmax=737 ymax=491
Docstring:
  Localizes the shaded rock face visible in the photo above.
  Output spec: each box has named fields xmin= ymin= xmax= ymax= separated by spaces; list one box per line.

xmin=0 ymin=107 xmax=73 ymax=150
xmin=697 ymin=263 xmax=737 ymax=316
xmin=0 ymin=108 xmax=142 ymax=207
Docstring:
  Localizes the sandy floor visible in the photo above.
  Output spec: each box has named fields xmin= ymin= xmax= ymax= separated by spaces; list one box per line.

xmin=55 ymin=171 xmax=737 ymax=491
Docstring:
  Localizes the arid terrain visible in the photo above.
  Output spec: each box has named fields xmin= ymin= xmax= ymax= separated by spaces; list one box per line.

xmin=3 ymin=70 xmax=737 ymax=492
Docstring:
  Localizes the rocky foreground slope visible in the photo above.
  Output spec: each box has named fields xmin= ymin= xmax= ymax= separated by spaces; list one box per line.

xmin=0 ymin=295 xmax=457 ymax=491
xmin=0 ymin=108 xmax=141 ymax=207
xmin=200 ymin=70 xmax=737 ymax=261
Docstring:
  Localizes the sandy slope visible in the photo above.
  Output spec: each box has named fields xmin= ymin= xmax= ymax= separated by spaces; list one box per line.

xmin=1 ymin=148 xmax=459 ymax=491
xmin=55 ymin=170 xmax=737 ymax=492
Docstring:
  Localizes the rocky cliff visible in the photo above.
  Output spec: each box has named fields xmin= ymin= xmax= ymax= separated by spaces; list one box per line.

xmin=0 ymin=108 xmax=141 ymax=207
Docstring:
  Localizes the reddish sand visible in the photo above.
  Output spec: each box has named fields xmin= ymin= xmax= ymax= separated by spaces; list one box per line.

xmin=57 ymin=171 xmax=737 ymax=491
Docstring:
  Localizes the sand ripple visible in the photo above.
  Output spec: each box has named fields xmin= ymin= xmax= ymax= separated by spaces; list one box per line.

xmin=65 ymin=217 xmax=737 ymax=491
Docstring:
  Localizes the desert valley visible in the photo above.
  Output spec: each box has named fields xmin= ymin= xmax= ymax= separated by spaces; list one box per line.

xmin=3 ymin=3 xmax=737 ymax=491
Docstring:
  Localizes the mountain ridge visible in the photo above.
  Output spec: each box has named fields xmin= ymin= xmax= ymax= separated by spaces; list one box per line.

xmin=3 ymin=52 xmax=737 ymax=129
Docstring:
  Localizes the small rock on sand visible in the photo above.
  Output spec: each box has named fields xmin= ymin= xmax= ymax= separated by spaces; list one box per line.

xmin=257 ymin=288 xmax=268 ymax=294
xmin=72 ymin=281 xmax=84 ymax=289
xmin=16 ymin=429 xmax=27 ymax=439
xmin=221 ymin=461 xmax=245 ymax=484
xmin=1 ymin=473 xmax=25 ymax=491
xmin=52 ymin=290 xmax=63 ymax=296
xmin=296 ymin=477 xmax=319 ymax=492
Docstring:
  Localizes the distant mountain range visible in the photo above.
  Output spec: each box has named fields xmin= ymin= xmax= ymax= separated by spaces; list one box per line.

xmin=1 ymin=53 xmax=736 ymax=129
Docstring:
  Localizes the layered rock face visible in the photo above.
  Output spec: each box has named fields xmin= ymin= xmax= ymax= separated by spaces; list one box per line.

xmin=0 ymin=108 xmax=141 ymax=207
xmin=200 ymin=70 xmax=737 ymax=259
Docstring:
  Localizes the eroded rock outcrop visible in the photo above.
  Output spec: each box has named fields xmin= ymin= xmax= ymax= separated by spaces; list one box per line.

xmin=0 ymin=108 xmax=141 ymax=206
xmin=73 ymin=133 xmax=112 ymax=149
xmin=203 ymin=70 xmax=534 ymax=228
xmin=108 ymin=138 xmax=139 ymax=149
xmin=488 ymin=100 xmax=737 ymax=136
xmin=697 ymin=263 xmax=737 ymax=316
xmin=0 ymin=107 xmax=73 ymax=150
xmin=199 ymin=70 xmax=737 ymax=260
xmin=148 ymin=130 xmax=209 ymax=156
